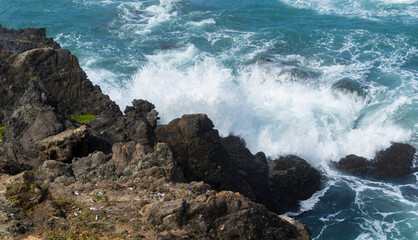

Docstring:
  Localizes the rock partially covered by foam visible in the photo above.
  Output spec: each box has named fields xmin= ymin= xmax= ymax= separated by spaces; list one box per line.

xmin=332 ymin=78 xmax=365 ymax=96
xmin=338 ymin=143 xmax=416 ymax=179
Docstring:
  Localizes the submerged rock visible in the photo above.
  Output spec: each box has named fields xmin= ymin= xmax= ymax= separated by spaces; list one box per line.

xmin=257 ymin=58 xmax=322 ymax=82
xmin=338 ymin=143 xmax=416 ymax=179
xmin=332 ymin=78 xmax=365 ymax=96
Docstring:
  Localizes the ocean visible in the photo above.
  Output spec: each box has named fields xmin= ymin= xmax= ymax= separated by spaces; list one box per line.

xmin=1 ymin=0 xmax=417 ymax=239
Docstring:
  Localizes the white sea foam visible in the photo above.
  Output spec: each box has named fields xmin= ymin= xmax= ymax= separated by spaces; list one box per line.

xmin=379 ymin=0 xmax=417 ymax=3
xmin=287 ymin=183 xmax=333 ymax=216
xmin=72 ymin=0 xmax=120 ymax=6
xmin=279 ymin=0 xmax=418 ymax=23
xmin=62 ymin=1 xmax=417 ymax=237
xmin=123 ymin=44 xmax=412 ymax=166
xmin=116 ymin=0 xmax=179 ymax=35
xmin=187 ymin=18 xmax=216 ymax=27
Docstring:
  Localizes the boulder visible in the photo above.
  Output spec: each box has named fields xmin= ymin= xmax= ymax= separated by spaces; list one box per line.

xmin=34 ymin=125 xmax=89 ymax=162
xmin=221 ymin=136 xmax=269 ymax=205
xmin=111 ymin=141 xmax=137 ymax=175
xmin=268 ymin=155 xmax=321 ymax=212
xmin=370 ymin=143 xmax=416 ymax=179
xmin=144 ymin=189 xmax=311 ymax=240
xmin=110 ymin=141 xmax=179 ymax=179
xmin=36 ymin=160 xmax=74 ymax=182
xmin=337 ymin=143 xmax=416 ymax=179
xmin=155 ymin=114 xmax=224 ymax=185
xmin=338 ymin=154 xmax=368 ymax=175
xmin=177 ymin=114 xmax=214 ymax=138
xmin=71 ymin=151 xmax=109 ymax=178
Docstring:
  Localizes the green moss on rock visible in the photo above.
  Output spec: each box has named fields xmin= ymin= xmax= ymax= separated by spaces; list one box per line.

xmin=70 ymin=115 xmax=97 ymax=124
xmin=0 ymin=126 xmax=5 ymax=143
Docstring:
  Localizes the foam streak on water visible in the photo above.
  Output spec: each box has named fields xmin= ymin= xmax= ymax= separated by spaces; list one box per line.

xmin=1 ymin=0 xmax=417 ymax=239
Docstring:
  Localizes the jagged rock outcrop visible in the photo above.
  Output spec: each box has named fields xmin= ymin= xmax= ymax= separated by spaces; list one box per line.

xmin=0 ymin=25 xmax=316 ymax=239
xmin=156 ymin=114 xmax=322 ymax=214
xmin=155 ymin=114 xmax=225 ymax=185
xmin=87 ymin=99 xmax=158 ymax=154
xmin=144 ymin=190 xmax=311 ymax=240
xmin=0 ymin=25 xmax=121 ymax=119
xmin=0 ymin=26 xmax=60 ymax=53
xmin=221 ymin=135 xmax=270 ymax=205
xmin=0 ymin=25 xmax=120 ymax=168
xmin=0 ymin=80 xmax=66 ymax=167
xmin=338 ymin=142 xmax=416 ymax=179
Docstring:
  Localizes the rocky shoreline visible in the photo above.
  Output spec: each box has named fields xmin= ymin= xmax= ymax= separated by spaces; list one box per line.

xmin=0 ymin=25 xmax=415 ymax=240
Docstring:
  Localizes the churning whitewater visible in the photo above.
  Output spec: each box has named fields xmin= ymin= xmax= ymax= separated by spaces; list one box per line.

xmin=1 ymin=0 xmax=417 ymax=239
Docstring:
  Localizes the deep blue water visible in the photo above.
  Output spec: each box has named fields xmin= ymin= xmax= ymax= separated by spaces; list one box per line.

xmin=1 ymin=0 xmax=417 ymax=239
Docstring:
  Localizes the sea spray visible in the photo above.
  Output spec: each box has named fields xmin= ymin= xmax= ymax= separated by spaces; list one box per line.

xmin=2 ymin=0 xmax=417 ymax=238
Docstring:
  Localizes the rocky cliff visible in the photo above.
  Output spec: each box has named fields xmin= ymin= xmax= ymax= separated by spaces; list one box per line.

xmin=0 ymin=25 xmax=319 ymax=240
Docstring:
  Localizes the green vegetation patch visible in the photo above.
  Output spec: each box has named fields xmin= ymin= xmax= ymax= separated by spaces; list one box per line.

xmin=6 ymin=183 xmax=43 ymax=211
xmin=70 ymin=115 xmax=97 ymax=124
xmin=0 ymin=126 xmax=5 ymax=143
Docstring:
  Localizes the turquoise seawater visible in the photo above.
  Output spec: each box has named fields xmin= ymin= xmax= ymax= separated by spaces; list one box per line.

xmin=1 ymin=0 xmax=417 ymax=239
